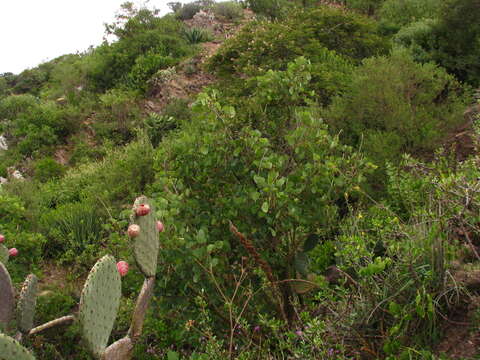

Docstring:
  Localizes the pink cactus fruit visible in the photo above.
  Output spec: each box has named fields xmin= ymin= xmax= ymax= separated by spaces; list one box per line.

xmin=117 ymin=261 xmax=129 ymax=277
xmin=135 ymin=203 xmax=150 ymax=216
xmin=8 ymin=248 xmax=18 ymax=257
xmin=0 ymin=234 xmax=4 ymax=243
xmin=128 ymin=224 xmax=140 ymax=238
xmin=156 ymin=221 xmax=165 ymax=233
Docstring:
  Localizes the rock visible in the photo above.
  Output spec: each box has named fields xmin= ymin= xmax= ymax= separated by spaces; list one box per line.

xmin=0 ymin=135 xmax=8 ymax=151
xmin=7 ymin=167 xmax=24 ymax=180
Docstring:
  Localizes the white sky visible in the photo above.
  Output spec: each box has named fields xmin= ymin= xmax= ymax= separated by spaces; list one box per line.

xmin=0 ymin=0 xmax=192 ymax=74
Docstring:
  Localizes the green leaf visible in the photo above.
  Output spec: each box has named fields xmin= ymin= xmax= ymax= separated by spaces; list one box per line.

xmin=254 ymin=175 xmax=265 ymax=186
xmin=261 ymin=201 xmax=269 ymax=213
xmin=250 ymin=191 xmax=260 ymax=201
xmin=294 ymin=252 xmax=309 ymax=277
xmin=290 ymin=278 xmax=318 ymax=294
xmin=388 ymin=301 xmax=401 ymax=317
xmin=303 ymin=234 xmax=319 ymax=252
xmin=167 ymin=351 xmax=180 ymax=360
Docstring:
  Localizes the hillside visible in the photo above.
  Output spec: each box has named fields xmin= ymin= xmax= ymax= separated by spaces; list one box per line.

xmin=1 ymin=1 xmax=480 ymax=359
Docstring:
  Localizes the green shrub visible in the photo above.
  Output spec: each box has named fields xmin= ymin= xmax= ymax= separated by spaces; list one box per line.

xmin=429 ymin=0 xmax=480 ymax=86
xmin=150 ymin=63 xmax=372 ymax=330
xmin=207 ymin=6 xmax=389 ymax=77
xmin=379 ymin=0 xmax=441 ymax=30
xmin=0 ymin=191 xmax=27 ymax=231
xmin=68 ymin=137 xmax=106 ymax=166
xmin=325 ymin=49 xmax=466 ymax=165
xmin=95 ymin=88 xmax=142 ymax=144
xmin=393 ymin=19 xmax=438 ymax=63
xmin=143 ymin=113 xmax=179 ymax=147
xmin=12 ymin=64 xmax=52 ymax=95
xmin=175 ymin=2 xmax=202 ymax=20
xmin=33 ymin=157 xmax=65 ymax=182
xmin=0 ymin=96 xmax=76 ymax=156
xmin=212 ymin=1 xmax=244 ymax=20
xmin=4 ymin=231 xmax=47 ymax=281
xmin=245 ymin=0 xmax=294 ymax=19
xmin=389 ymin=0 xmax=480 ymax=86
xmin=0 ymin=94 xmax=38 ymax=119
xmin=344 ymin=0 xmax=386 ymax=15
xmin=127 ymin=51 xmax=177 ymax=92
xmin=40 ymin=137 xmax=154 ymax=207
xmin=87 ymin=14 xmax=189 ymax=92
xmin=38 ymin=54 xmax=89 ymax=104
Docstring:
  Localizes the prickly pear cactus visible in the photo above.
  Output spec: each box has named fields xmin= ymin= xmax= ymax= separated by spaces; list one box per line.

xmin=17 ymin=274 xmax=38 ymax=333
xmin=0 ymin=244 xmax=8 ymax=264
xmin=0 ymin=262 xmax=15 ymax=331
xmin=78 ymin=255 xmax=121 ymax=358
xmin=131 ymin=196 xmax=159 ymax=277
xmin=0 ymin=333 xmax=35 ymax=359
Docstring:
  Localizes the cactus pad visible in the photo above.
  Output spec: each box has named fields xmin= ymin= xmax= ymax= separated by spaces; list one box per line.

xmin=17 ymin=274 xmax=38 ymax=333
xmin=0 ymin=333 xmax=35 ymax=359
xmin=131 ymin=196 xmax=159 ymax=277
xmin=78 ymin=255 xmax=121 ymax=358
xmin=0 ymin=244 xmax=8 ymax=264
xmin=0 ymin=262 xmax=15 ymax=330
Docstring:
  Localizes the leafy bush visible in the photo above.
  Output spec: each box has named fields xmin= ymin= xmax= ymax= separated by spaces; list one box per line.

xmin=212 ymin=1 xmax=244 ymax=20
xmin=175 ymin=2 xmax=202 ymax=20
xmin=390 ymin=0 xmax=480 ymax=87
xmin=0 ymin=93 xmax=38 ymax=119
xmin=344 ymin=0 xmax=386 ymax=15
xmin=87 ymin=14 xmax=190 ymax=92
xmin=379 ymin=0 xmax=441 ymax=30
xmin=151 ymin=62 xmax=372 ymax=332
xmin=40 ymin=137 xmax=154 ymax=207
xmin=207 ymin=6 xmax=389 ymax=76
xmin=0 ymin=95 xmax=76 ymax=156
xmin=143 ymin=113 xmax=179 ymax=147
xmin=325 ymin=49 xmax=466 ymax=165
xmin=68 ymin=137 xmax=106 ymax=166
xmin=95 ymin=88 xmax=142 ymax=144
xmin=33 ymin=157 xmax=65 ymax=182
xmin=11 ymin=64 xmax=53 ymax=95
xmin=0 ymin=191 xmax=27 ymax=231
xmin=127 ymin=51 xmax=177 ymax=92
xmin=428 ymin=0 xmax=480 ymax=86
xmin=162 ymin=98 xmax=193 ymax=123
xmin=245 ymin=0 xmax=294 ymax=19
xmin=393 ymin=19 xmax=438 ymax=63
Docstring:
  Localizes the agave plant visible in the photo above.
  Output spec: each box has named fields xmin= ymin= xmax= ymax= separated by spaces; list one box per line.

xmin=182 ymin=27 xmax=212 ymax=44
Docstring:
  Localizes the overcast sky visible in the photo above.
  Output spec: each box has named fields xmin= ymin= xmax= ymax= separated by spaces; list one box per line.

xmin=0 ymin=0 xmax=192 ymax=74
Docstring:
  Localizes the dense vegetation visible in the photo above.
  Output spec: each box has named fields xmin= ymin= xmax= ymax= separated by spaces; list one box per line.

xmin=1 ymin=0 xmax=480 ymax=359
